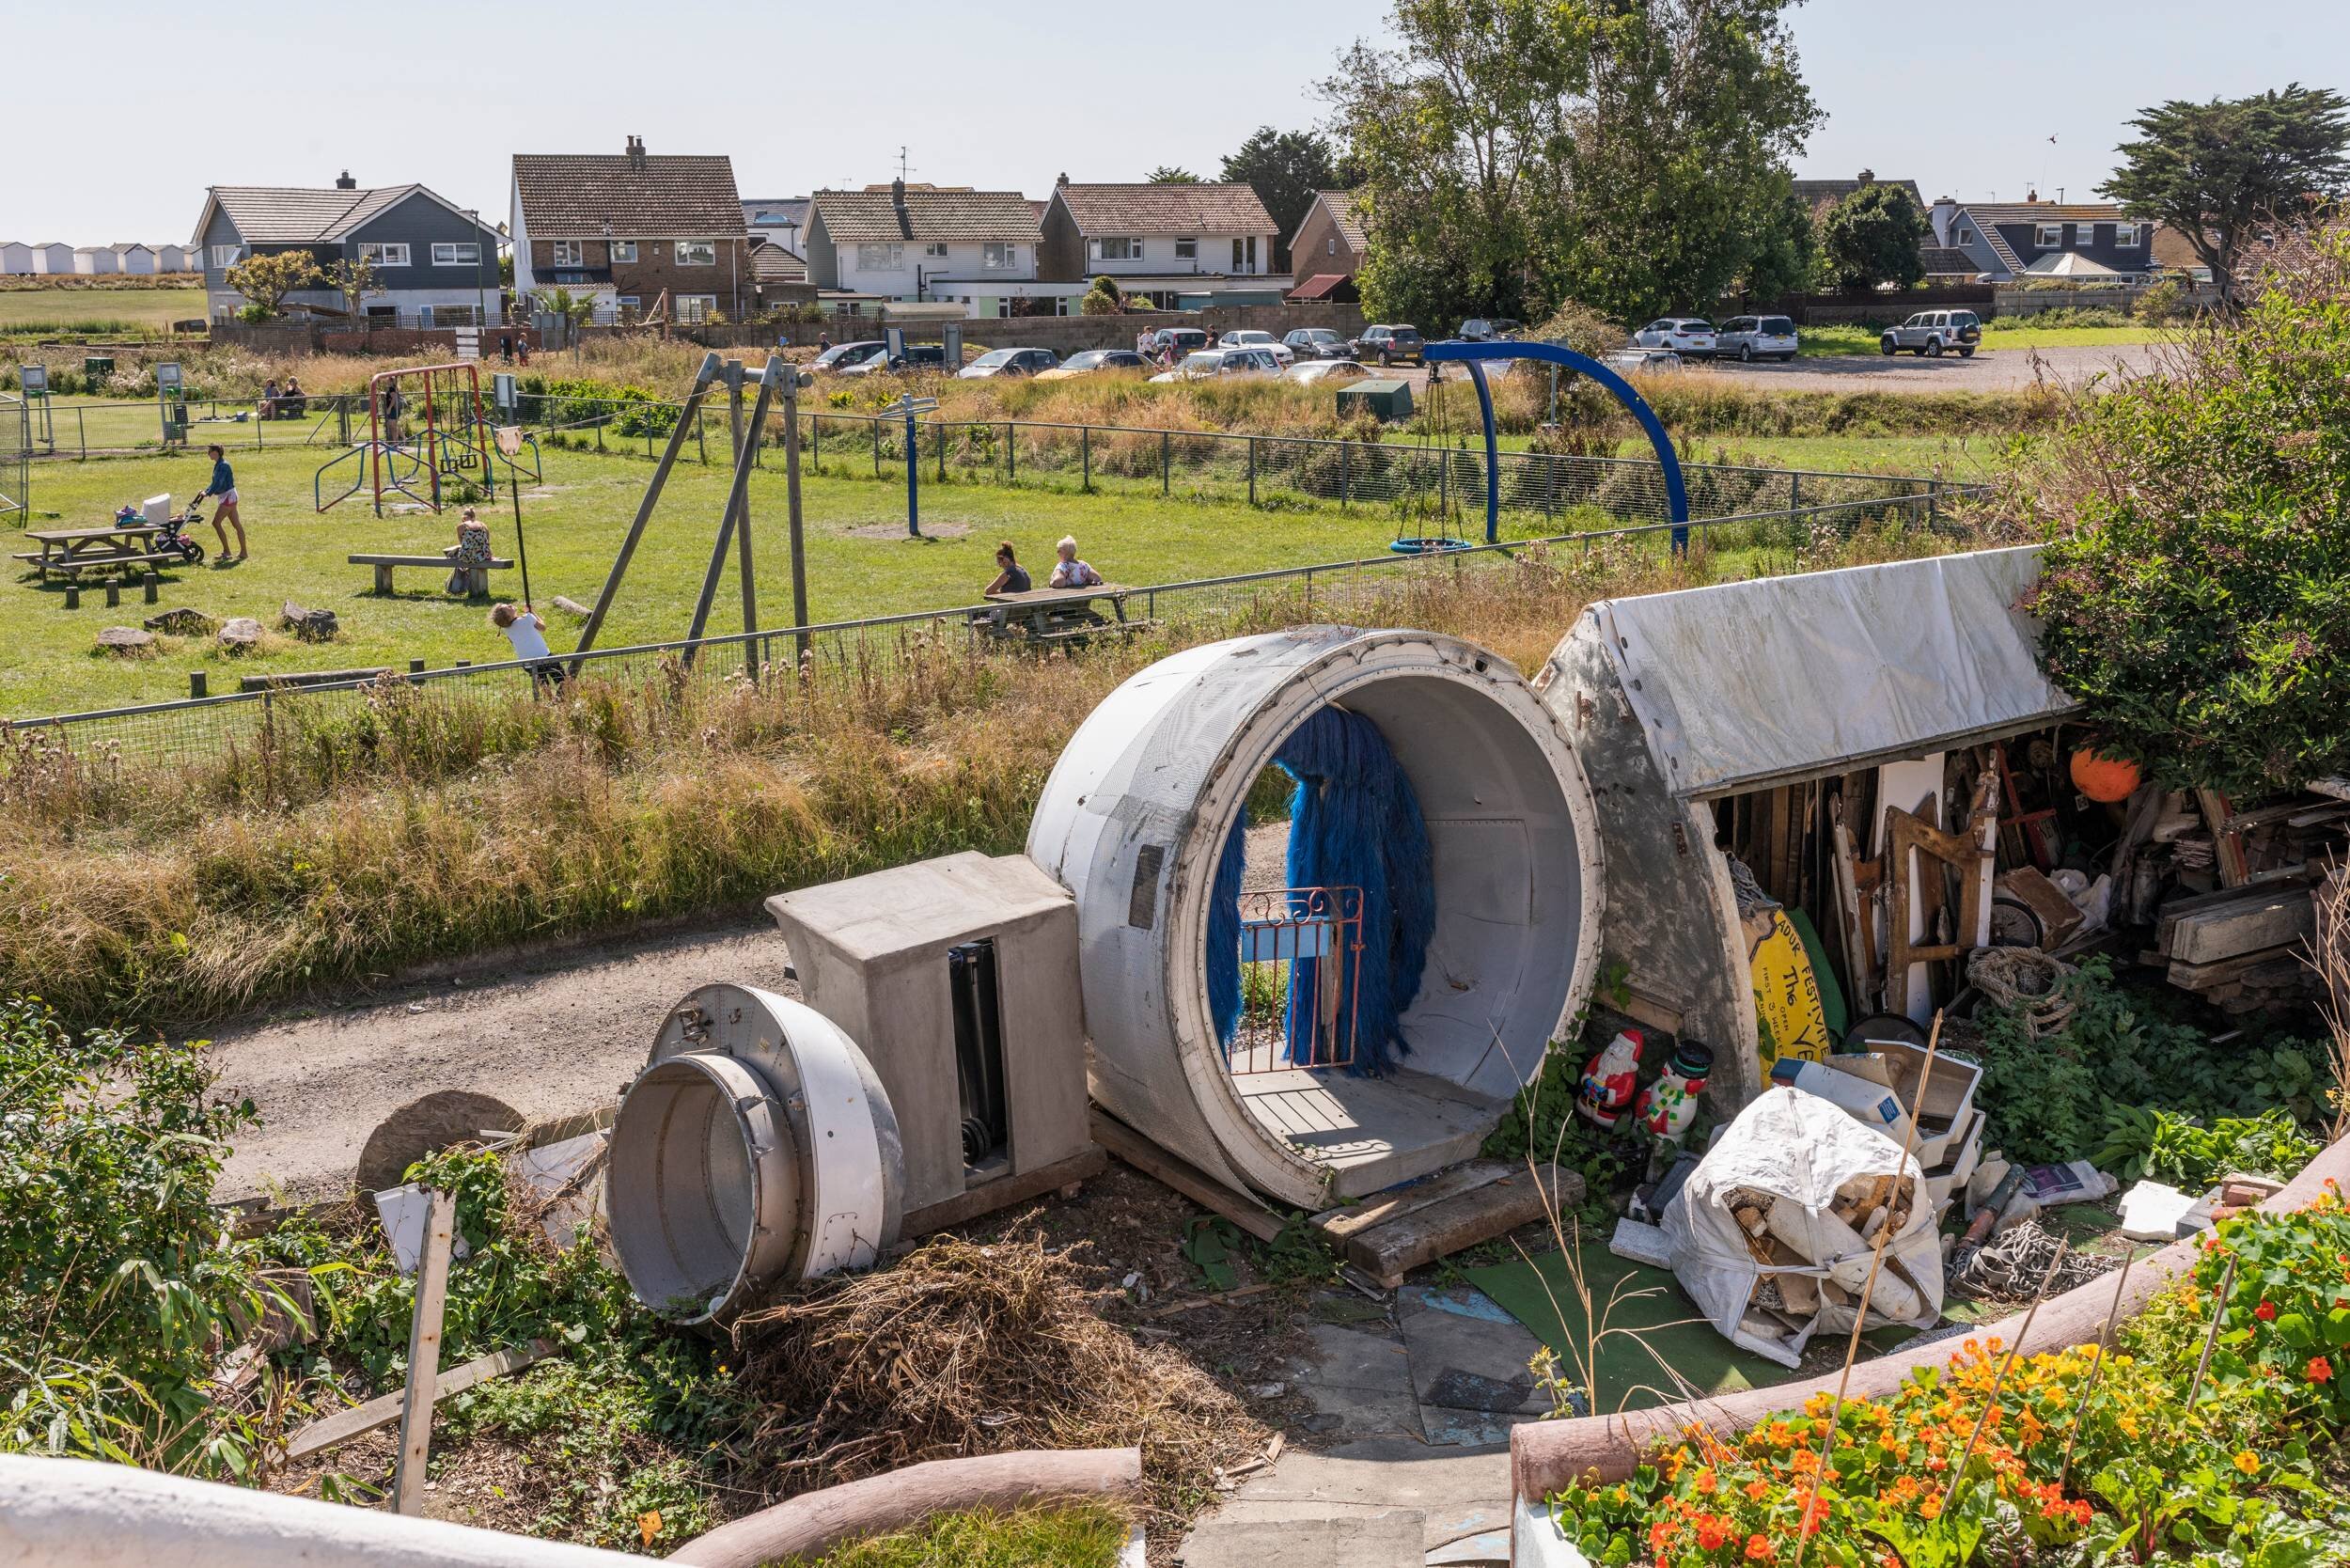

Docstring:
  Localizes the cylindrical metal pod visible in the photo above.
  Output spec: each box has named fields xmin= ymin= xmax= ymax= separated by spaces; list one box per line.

xmin=1027 ymin=627 xmax=1606 ymax=1210
xmin=606 ymin=984 xmax=903 ymax=1323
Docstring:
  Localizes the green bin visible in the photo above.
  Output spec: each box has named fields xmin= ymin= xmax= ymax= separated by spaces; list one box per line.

xmin=1337 ymin=378 xmax=1414 ymax=423
xmin=84 ymin=355 xmax=116 ymax=386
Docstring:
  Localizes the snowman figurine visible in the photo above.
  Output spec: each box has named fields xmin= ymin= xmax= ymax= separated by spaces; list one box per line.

xmin=1576 ymin=1028 xmax=1644 ymax=1129
xmin=1634 ymin=1041 xmax=1716 ymax=1146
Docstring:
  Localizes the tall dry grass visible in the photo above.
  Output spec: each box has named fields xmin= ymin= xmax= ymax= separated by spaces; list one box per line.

xmin=0 ymin=525 xmax=1962 ymax=1030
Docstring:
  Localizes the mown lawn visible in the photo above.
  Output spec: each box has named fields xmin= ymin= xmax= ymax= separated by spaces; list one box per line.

xmin=0 ymin=285 xmax=206 ymax=338
xmin=1796 ymin=321 xmax=2163 ymax=356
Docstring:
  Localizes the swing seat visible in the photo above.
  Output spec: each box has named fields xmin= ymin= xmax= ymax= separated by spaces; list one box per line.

xmin=1388 ymin=537 xmax=1473 ymax=556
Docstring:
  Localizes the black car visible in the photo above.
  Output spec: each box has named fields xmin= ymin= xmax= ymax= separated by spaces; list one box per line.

xmin=1283 ymin=327 xmax=1355 ymax=360
xmin=1353 ymin=324 xmax=1425 ymax=365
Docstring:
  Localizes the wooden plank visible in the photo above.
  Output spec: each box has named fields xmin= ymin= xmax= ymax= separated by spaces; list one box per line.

xmin=1310 ymin=1159 xmax=1515 ymax=1241
xmin=1342 ymin=1164 xmax=1585 ymax=1289
xmin=2166 ymin=944 xmax=2305 ymax=993
xmin=2166 ymin=889 xmax=2315 ymax=966
xmin=392 ymin=1189 xmax=454 ymax=1515
xmin=1089 ymin=1110 xmax=1283 ymax=1244
xmin=2310 ymin=777 xmax=2350 ymax=803
xmin=901 ymin=1145 xmax=1108 ymax=1237
xmin=2197 ymin=789 xmax=2251 ymax=887
xmin=284 ymin=1339 xmax=558 ymax=1461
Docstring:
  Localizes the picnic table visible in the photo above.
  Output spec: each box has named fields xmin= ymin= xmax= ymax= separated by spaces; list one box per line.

xmin=13 ymin=523 xmax=180 ymax=583
xmin=980 ymin=583 xmax=1145 ymax=646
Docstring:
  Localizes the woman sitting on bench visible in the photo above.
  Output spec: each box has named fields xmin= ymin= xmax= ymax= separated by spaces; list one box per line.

xmin=444 ymin=508 xmax=494 ymax=594
xmin=1048 ymin=535 xmax=1103 ymax=589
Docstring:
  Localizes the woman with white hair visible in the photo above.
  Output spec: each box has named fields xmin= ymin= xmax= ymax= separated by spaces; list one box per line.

xmin=1049 ymin=535 xmax=1104 ymax=589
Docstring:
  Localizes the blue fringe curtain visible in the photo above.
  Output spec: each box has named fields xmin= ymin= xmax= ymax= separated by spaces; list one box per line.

xmin=1205 ymin=705 xmax=1435 ymax=1078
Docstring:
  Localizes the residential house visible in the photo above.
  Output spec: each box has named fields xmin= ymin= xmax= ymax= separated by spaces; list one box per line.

xmin=155 ymin=243 xmax=194 ymax=273
xmin=511 ymin=137 xmax=752 ymax=324
xmin=72 ymin=246 xmax=118 ymax=275
xmin=1038 ymin=178 xmax=1288 ymax=307
xmin=2150 ymin=225 xmax=2212 ymax=282
xmin=115 ymin=243 xmax=158 ymax=275
xmin=192 ymin=173 xmax=503 ymax=324
xmin=27 ymin=243 xmax=74 ymax=274
xmin=747 ymin=237 xmax=818 ymax=311
xmin=1286 ymin=189 xmax=1365 ymax=303
xmin=803 ymin=181 xmax=1057 ymax=317
xmin=741 ymin=197 xmax=807 ymax=255
xmin=0 ymin=243 xmax=33 ymax=275
xmin=1927 ymin=196 xmax=2156 ymax=284
xmin=1792 ymin=173 xmax=1925 ymax=215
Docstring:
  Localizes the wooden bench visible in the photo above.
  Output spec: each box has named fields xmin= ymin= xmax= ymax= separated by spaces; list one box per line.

xmin=351 ymin=553 xmax=517 ymax=597
xmin=979 ymin=584 xmax=1155 ymax=650
xmin=14 ymin=548 xmax=183 ymax=581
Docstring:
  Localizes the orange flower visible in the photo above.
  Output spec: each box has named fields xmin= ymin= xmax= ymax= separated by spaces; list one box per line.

xmin=1696 ymin=1467 xmax=1718 ymax=1496
xmin=2233 ymin=1450 xmax=2260 ymax=1476
xmin=1919 ymin=1494 xmax=1944 ymax=1521
xmin=1744 ymin=1479 xmax=1772 ymax=1502
xmin=1800 ymin=1494 xmax=1831 ymax=1536
xmin=1746 ymin=1533 xmax=1777 ymax=1562
xmin=1649 ymin=1518 xmax=1679 ymax=1554
xmin=1698 ymin=1513 xmax=1732 ymax=1551
xmin=2255 ymin=1299 xmax=2278 ymax=1322
xmin=2311 ymin=1356 xmax=2336 ymax=1385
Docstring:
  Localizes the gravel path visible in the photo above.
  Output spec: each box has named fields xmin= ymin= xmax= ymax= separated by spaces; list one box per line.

xmin=1699 ymin=341 xmax=2158 ymax=393
xmin=209 ymin=915 xmax=795 ymax=1201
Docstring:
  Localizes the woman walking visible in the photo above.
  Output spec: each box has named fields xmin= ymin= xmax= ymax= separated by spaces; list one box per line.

xmin=201 ymin=443 xmax=246 ymax=560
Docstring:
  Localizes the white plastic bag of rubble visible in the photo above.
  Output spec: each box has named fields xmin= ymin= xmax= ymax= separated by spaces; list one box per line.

xmin=1661 ymin=1086 xmax=1944 ymax=1369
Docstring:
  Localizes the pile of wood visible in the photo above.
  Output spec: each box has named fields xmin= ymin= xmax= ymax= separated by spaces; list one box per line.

xmin=1729 ymin=1171 xmax=1932 ymax=1328
xmin=2154 ymin=877 xmax=2322 ymax=1011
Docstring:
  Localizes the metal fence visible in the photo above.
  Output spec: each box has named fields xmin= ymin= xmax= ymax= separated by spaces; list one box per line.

xmin=4 ymin=493 xmax=1984 ymax=772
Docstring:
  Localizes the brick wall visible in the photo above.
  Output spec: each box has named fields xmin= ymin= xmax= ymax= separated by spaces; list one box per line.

xmin=525 ymin=238 xmax=756 ymax=318
xmin=212 ymin=321 xmax=540 ymax=356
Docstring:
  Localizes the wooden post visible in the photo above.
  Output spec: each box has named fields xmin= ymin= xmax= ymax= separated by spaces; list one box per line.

xmin=392 ymin=1188 xmax=456 ymax=1516
xmin=686 ymin=361 xmax=779 ymax=666
xmin=572 ymin=352 xmax=722 ymax=667
xmin=189 ymin=671 xmax=208 ymax=698
xmin=1081 ymin=425 xmax=1091 ymax=493
xmin=104 ymin=581 xmax=119 ymax=608
xmin=143 ymin=571 xmax=159 ymax=604
xmin=734 ymin=360 xmax=772 ymax=682
xmin=1247 ymin=436 xmax=1257 ymax=506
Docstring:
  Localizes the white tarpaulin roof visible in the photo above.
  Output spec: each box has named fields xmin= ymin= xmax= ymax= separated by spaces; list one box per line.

xmin=1590 ymin=545 xmax=2076 ymax=798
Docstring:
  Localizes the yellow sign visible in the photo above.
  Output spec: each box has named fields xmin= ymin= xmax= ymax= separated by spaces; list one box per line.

xmin=1751 ymin=909 xmax=1831 ymax=1068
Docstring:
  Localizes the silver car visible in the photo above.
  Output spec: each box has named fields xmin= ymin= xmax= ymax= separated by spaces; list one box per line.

xmin=1879 ymin=309 xmax=1981 ymax=358
xmin=1632 ymin=317 xmax=1717 ymax=357
xmin=1714 ymin=314 xmax=1799 ymax=363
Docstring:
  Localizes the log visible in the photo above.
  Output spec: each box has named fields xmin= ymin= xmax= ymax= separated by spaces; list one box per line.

xmin=1311 ymin=1159 xmax=1515 ymax=1241
xmin=1340 ymin=1164 xmax=1580 ymax=1289
xmin=666 ymin=1448 xmax=1143 ymax=1568
xmin=1089 ymin=1110 xmax=1283 ymax=1243
xmin=2162 ymin=887 xmax=2315 ymax=965
xmin=1509 ymin=1131 xmax=2350 ymax=1504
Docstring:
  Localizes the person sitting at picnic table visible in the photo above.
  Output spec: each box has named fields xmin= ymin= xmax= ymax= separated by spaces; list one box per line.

xmin=1048 ymin=536 xmax=1103 ymax=589
xmin=260 ymin=379 xmax=280 ymax=419
xmin=983 ymin=540 xmax=1031 ymax=596
xmin=490 ymin=601 xmax=565 ymax=693
xmin=444 ymin=507 xmax=495 ymax=593
xmin=280 ymin=375 xmax=305 ymax=417
xmin=201 ymin=444 xmax=246 ymax=560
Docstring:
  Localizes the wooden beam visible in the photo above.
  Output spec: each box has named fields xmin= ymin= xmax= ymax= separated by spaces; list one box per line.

xmin=1089 ymin=1110 xmax=1284 ymax=1243
xmin=900 ymin=1145 xmax=1108 ymax=1237
xmin=285 ymin=1340 xmax=558 ymax=1462
xmin=1340 ymin=1164 xmax=1584 ymax=1290
xmin=2197 ymin=789 xmax=2251 ymax=887
xmin=2163 ymin=888 xmax=2315 ymax=966
xmin=391 ymin=1189 xmax=454 ymax=1515
xmin=1311 ymin=1158 xmax=1516 ymax=1242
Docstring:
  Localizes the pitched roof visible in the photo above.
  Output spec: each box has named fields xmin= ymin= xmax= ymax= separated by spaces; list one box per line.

xmin=1917 ymin=245 xmax=1981 ymax=275
xmin=197 ymin=183 xmax=492 ymax=248
xmin=1052 ymin=182 xmax=1276 ymax=236
xmin=809 ymin=187 xmax=1040 ymax=244
xmin=1792 ymin=177 xmax=1925 ymax=211
xmin=748 ymin=237 xmax=807 ymax=284
xmin=1959 ymin=201 xmax=2132 ymax=227
xmin=1287 ymin=273 xmax=1357 ymax=302
xmin=742 ymin=197 xmax=809 ymax=227
xmin=512 ymin=153 xmax=746 ymax=238
xmin=2024 ymin=249 xmax=2123 ymax=276
xmin=1308 ymin=190 xmax=1366 ymax=251
xmin=2151 ymin=224 xmax=2206 ymax=270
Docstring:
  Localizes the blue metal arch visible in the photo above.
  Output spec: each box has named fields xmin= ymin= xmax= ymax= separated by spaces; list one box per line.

xmin=1422 ymin=339 xmax=1690 ymax=550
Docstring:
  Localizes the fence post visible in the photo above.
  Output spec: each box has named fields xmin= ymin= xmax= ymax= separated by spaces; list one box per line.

xmin=1340 ymin=441 xmax=1350 ymax=509
xmin=1007 ymin=422 xmax=1016 ymax=483
xmin=1788 ymin=470 xmax=1801 ymax=531
xmin=871 ymin=416 xmax=881 ymax=477
xmin=936 ymin=420 xmax=947 ymax=482
xmin=1161 ymin=431 xmax=1169 ymax=496
xmin=697 ymin=407 xmax=707 ymax=465
xmin=1247 ymin=437 xmax=1257 ymax=507
xmin=1927 ymin=478 xmax=1940 ymax=529
xmin=1082 ymin=426 xmax=1091 ymax=493
xmin=1438 ymin=447 xmax=1448 ymax=511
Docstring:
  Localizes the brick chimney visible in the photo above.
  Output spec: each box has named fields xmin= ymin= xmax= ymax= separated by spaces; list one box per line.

xmin=1057 ymin=171 xmax=1069 ymax=187
xmin=1856 ymin=167 xmax=1875 ymax=185
xmin=335 ymin=170 xmax=356 ymax=190
xmin=626 ymin=135 xmax=646 ymax=166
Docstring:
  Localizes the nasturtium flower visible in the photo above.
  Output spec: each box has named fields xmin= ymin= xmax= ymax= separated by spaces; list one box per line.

xmin=2255 ymin=1300 xmax=2278 ymax=1322
xmin=2311 ymin=1356 xmax=2336 ymax=1384
xmin=2234 ymin=1450 xmax=2261 ymax=1475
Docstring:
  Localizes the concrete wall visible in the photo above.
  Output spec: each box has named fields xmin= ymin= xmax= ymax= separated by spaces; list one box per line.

xmin=1992 ymin=282 xmax=2219 ymax=317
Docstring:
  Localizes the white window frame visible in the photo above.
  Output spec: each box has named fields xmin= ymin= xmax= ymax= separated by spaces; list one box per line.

xmin=210 ymin=244 xmax=243 ymax=269
xmin=856 ymin=242 xmax=905 ymax=272
xmin=1954 ymin=226 xmax=1975 ymax=246
xmin=431 ymin=242 xmax=481 ymax=267
xmin=1091 ymin=237 xmax=1140 ymax=261
xmin=675 ymin=294 xmax=718 ymax=323
xmin=982 ymin=242 xmax=1014 ymax=270
xmin=1326 ymin=235 xmax=1337 ymax=256
xmin=550 ymin=240 xmax=583 ymax=266
xmin=2113 ymin=222 xmax=2141 ymax=247
xmin=610 ymin=240 xmax=638 ymax=263
xmin=675 ymin=240 xmax=717 ymax=266
xmin=923 ymin=242 xmax=950 ymax=259
xmin=358 ymin=242 xmax=410 ymax=267
xmin=2034 ymin=223 xmax=2062 ymax=247
xmin=616 ymin=294 xmax=641 ymax=315
xmin=2074 ymin=222 xmax=2100 ymax=246
xmin=1173 ymin=236 xmax=1198 ymax=260
xmin=1232 ymin=235 xmax=1258 ymax=272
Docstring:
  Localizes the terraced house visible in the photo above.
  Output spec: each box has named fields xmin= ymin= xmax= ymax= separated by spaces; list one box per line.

xmin=802 ymin=181 xmax=1052 ymax=317
xmin=1039 ymin=178 xmax=1289 ymax=307
xmin=191 ymin=174 xmax=502 ymax=325
xmin=1926 ymin=196 xmax=2160 ymax=283
xmin=510 ymin=137 xmax=752 ymax=324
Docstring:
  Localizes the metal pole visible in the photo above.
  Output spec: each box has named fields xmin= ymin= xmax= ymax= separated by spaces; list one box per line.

xmin=734 ymin=361 xmax=769 ymax=680
xmin=1081 ymin=425 xmax=1090 ymax=493
xmin=905 ymin=403 xmax=921 ymax=538
xmin=1006 ymin=421 xmax=1015 ymax=482
xmin=1247 ymin=436 xmax=1257 ymax=507
xmin=871 ymin=416 xmax=881 ymax=477
xmin=935 ymin=419 xmax=947 ymax=482
xmin=783 ymin=371 xmax=810 ymax=672
xmin=1161 ymin=430 xmax=1169 ymax=496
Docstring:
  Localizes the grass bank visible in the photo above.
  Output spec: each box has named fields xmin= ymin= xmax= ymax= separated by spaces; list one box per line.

xmin=0 ymin=278 xmax=206 ymax=338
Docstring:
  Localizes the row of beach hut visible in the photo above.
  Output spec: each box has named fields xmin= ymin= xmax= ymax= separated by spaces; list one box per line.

xmin=0 ymin=242 xmax=196 ymax=275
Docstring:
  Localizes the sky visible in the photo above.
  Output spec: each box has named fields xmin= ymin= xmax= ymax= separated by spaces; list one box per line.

xmin=9 ymin=0 xmax=2348 ymax=242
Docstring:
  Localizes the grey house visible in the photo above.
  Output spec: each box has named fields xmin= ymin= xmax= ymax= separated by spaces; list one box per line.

xmin=193 ymin=174 xmax=503 ymax=326
xmin=1926 ymin=197 xmax=2155 ymax=283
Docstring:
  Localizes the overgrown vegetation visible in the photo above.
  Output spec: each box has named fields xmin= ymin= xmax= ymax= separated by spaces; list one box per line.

xmin=783 ymin=1504 xmax=1132 ymax=1568
xmin=2021 ymin=220 xmax=2350 ymax=796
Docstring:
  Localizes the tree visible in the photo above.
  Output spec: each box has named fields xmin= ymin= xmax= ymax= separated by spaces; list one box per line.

xmin=1326 ymin=0 xmax=1818 ymax=328
xmin=1738 ymin=174 xmax=1822 ymax=302
xmin=1147 ymin=165 xmax=1201 ymax=183
xmin=1819 ymin=180 xmax=1927 ymax=292
xmin=1220 ymin=124 xmax=1342 ymax=273
xmin=223 ymin=249 xmax=320 ymax=318
xmin=319 ymin=256 xmax=383 ymax=324
xmin=1080 ymin=274 xmax=1123 ymax=315
xmin=532 ymin=286 xmax=598 ymax=351
xmin=2102 ymin=85 xmax=2350 ymax=300
xmin=2106 ymin=86 xmax=2341 ymax=303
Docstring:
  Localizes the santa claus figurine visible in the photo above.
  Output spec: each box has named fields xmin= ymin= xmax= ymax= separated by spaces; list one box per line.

xmin=1576 ymin=1028 xmax=1644 ymax=1129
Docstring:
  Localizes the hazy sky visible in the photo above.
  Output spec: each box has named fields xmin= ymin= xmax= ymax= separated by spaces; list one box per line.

xmin=10 ymin=1 xmax=2345 ymax=241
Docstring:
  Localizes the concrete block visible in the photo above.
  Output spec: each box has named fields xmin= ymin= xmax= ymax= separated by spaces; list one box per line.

xmin=1179 ymin=1505 xmax=1426 ymax=1568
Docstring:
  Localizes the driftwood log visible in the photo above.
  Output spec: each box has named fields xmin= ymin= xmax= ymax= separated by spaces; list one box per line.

xmin=1509 ymin=1133 xmax=2350 ymax=1502
xmin=665 ymin=1448 xmax=1143 ymax=1568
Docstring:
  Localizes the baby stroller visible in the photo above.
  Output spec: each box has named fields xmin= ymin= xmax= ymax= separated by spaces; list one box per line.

xmin=119 ymin=494 xmax=207 ymax=566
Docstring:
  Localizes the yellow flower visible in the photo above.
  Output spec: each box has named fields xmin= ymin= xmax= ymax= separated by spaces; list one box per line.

xmin=2234 ymin=1450 xmax=2260 ymax=1476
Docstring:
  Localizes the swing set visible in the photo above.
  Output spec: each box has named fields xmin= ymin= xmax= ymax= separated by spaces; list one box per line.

xmin=314 ymin=362 xmax=540 ymax=516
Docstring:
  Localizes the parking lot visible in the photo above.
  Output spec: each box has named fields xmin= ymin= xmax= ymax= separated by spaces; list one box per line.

xmin=1384 ymin=340 xmax=2157 ymax=396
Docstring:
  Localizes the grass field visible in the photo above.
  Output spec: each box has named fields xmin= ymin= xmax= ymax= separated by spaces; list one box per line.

xmin=0 ymin=285 xmax=206 ymax=338
xmin=1796 ymin=321 xmax=2162 ymax=356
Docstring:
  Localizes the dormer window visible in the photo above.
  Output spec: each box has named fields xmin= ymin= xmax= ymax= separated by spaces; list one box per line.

xmin=2035 ymin=223 xmax=2062 ymax=247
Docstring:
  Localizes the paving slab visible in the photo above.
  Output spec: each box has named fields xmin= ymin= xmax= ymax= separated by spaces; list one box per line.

xmin=1178 ymin=1504 xmax=1426 ymax=1568
xmin=1224 ymin=1440 xmax=1514 ymax=1552
xmin=1397 ymin=1285 xmax=1548 ymax=1416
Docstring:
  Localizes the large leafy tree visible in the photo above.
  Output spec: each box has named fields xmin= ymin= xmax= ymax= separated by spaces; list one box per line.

xmin=1738 ymin=173 xmax=1822 ymax=302
xmin=1146 ymin=165 xmax=1200 ymax=183
xmin=2100 ymin=85 xmax=2350 ymax=300
xmin=1219 ymin=125 xmax=1344 ymax=273
xmin=1327 ymin=0 xmax=1818 ymax=328
xmin=1819 ymin=181 xmax=1927 ymax=292
xmin=223 ymin=250 xmax=320 ymax=317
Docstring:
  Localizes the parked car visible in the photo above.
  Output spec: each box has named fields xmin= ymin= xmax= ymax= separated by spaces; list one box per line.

xmin=1353 ymin=324 xmax=1425 ymax=365
xmin=1035 ymin=348 xmax=1149 ymax=381
xmin=1285 ymin=358 xmax=1371 ymax=386
xmin=1147 ymin=327 xmax=1211 ymax=358
xmin=1632 ymin=318 xmax=1717 ymax=357
xmin=1457 ymin=317 xmax=1523 ymax=342
xmin=1283 ymin=326 xmax=1355 ymax=360
xmin=958 ymin=346 xmax=1059 ymax=379
xmin=1215 ymin=328 xmax=1293 ymax=366
xmin=1603 ymin=347 xmax=1683 ymax=372
xmin=837 ymin=342 xmax=950 ymax=377
xmin=811 ymin=340 xmax=886 ymax=372
xmin=1715 ymin=314 xmax=1799 ymax=363
xmin=1150 ymin=347 xmax=1284 ymax=384
xmin=1880 ymin=309 xmax=1981 ymax=357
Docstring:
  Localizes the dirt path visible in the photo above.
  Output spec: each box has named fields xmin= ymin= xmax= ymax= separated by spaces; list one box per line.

xmin=209 ymin=915 xmax=795 ymax=1201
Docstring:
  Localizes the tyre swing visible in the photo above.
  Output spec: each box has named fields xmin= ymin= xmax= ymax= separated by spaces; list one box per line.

xmin=1388 ymin=357 xmax=1474 ymax=556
